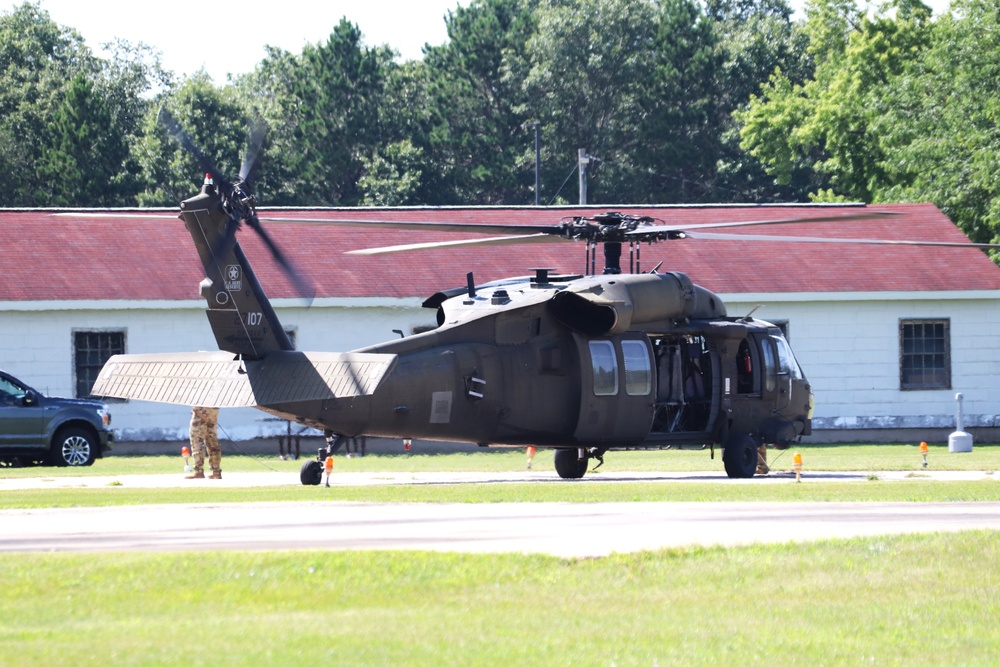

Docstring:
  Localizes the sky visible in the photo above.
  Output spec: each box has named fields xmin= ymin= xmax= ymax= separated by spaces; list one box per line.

xmin=10 ymin=0 xmax=472 ymax=83
xmin=9 ymin=0 xmax=952 ymax=84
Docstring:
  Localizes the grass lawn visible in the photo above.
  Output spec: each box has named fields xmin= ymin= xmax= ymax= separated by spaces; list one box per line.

xmin=2 ymin=445 xmax=998 ymax=664
xmin=4 ymin=442 xmax=999 ymax=478
xmin=2 ymin=444 xmax=999 ymax=508
xmin=1 ymin=531 xmax=997 ymax=666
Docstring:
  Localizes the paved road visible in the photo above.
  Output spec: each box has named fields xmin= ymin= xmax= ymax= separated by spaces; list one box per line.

xmin=1 ymin=468 xmax=994 ymax=490
xmin=2 ymin=470 xmax=998 ymax=556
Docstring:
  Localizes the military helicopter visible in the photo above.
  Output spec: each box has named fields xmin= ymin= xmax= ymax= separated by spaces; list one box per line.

xmin=85 ymin=112 xmax=1000 ymax=483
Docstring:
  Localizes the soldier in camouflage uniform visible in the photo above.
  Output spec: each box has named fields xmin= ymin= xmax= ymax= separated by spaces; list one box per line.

xmin=186 ymin=406 xmax=221 ymax=479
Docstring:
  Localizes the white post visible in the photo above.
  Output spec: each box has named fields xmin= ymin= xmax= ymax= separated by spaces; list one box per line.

xmin=948 ymin=392 xmax=973 ymax=453
xmin=578 ymin=148 xmax=590 ymax=205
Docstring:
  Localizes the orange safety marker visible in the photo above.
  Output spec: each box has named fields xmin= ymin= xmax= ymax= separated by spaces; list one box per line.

xmin=323 ymin=455 xmax=334 ymax=487
xmin=526 ymin=446 xmax=536 ymax=470
xmin=920 ymin=441 xmax=929 ymax=468
xmin=793 ymin=452 xmax=803 ymax=483
xmin=181 ymin=445 xmax=192 ymax=473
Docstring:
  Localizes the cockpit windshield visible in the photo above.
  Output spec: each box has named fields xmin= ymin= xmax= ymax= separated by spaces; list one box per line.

xmin=771 ymin=335 xmax=804 ymax=379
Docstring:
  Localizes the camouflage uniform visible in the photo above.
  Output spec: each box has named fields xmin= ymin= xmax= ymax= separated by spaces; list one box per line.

xmin=189 ymin=406 xmax=221 ymax=478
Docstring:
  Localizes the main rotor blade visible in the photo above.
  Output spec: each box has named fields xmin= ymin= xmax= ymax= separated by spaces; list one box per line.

xmin=53 ymin=212 xmax=179 ymax=220
xmin=346 ymin=233 xmax=562 ymax=256
xmin=258 ymin=216 xmax=564 ymax=236
xmin=661 ymin=211 xmax=902 ymax=233
xmin=681 ymin=230 xmax=1000 ymax=248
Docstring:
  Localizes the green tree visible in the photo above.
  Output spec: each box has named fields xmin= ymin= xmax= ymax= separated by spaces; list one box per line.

xmin=634 ymin=0 xmax=723 ymax=203
xmin=419 ymin=0 xmax=538 ymax=204
xmin=708 ymin=0 xmax=814 ymax=201
xmin=521 ymin=0 xmax=660 ymax=203
xmin=36 ymin=71 xmax=126 ymax=206
xmin=875 ymin=0 xmax=1000 ymax=246
xmin=135 ymin=72 xmax=251 ymax=206
xmin=0 ymin=2 xmax=96 ymax=205
xmin=358 ymin=139 xmax=425 ymax=205
xmin=738 ymin=0 xmax=933 ymax=201
xmin=284 ymin=19 xmax=394 ymax=205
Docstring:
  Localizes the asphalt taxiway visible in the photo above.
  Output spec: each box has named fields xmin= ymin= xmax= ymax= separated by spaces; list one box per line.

xmin=2 ymin=469 xmax=998 ymax=556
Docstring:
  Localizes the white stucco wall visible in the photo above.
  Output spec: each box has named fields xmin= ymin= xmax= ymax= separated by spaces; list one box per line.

xmin=722 ymin=291 xmax=1000 ymax=430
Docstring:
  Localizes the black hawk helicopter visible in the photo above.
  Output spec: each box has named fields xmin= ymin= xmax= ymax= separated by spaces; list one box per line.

xmin=85 ymin=112 xmax=1000 ymax=483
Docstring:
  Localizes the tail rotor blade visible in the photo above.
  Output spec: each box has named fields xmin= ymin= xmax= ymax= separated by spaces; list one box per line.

xmin=157 ymin=107 xmax=231 ymax=192
xmin=239 ymin=118 xmax=269 ymax=189
xmin=246 ymin=216 xmax=316 ymax=300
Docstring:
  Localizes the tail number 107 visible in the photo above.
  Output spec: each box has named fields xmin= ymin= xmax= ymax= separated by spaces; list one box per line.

xmin=246 ymin=312 xmax=264 ymax=326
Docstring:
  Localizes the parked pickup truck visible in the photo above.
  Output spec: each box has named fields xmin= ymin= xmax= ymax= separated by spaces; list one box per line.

xmin=0 ymin=369 xmax=113 ymax=467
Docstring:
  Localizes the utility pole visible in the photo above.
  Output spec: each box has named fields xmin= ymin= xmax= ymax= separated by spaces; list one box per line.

xmin=531 ymin=123 xmax=541 ymax=206
xmin=578 ymin=148 xmax=591 ymax=205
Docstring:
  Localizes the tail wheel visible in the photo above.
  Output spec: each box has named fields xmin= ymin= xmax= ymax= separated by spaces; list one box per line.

xmin=300 ymin=460 xmax=323 ymax=486
xmin=554 ymin=448 xmax=588 ymax=479
xmin=51 ymin=427 xmax=97 ymax=467
xmin=722 ymin=432 xmax=757 ymax=478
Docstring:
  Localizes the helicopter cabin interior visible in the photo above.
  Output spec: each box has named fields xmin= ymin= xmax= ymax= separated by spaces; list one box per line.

xmin=650 ymin=335 xmax=715 ymax=435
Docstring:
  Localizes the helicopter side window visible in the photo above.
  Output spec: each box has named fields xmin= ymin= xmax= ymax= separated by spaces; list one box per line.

xmin=589 ymin=340 xmax=618 ymax=396
xmin=621 ymin=340 xmax=651 ymax=396
xmin=736 ymin=339 xmax=756 ymax=394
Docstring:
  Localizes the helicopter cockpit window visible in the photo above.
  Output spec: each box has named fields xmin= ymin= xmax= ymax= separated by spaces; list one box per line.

xmin=772 ymin=335 xmax=804 ymax=379
xmin=761 ymin=337 xmax=778 ymax=394
xmin=621 ymin=340 xmax=651 ymax=396
xmin=589 ymin=340 xmax=618 ymax=396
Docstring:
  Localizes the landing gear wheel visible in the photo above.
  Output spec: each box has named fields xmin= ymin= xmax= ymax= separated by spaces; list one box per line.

xmin=51 ymin=427 xmax=97 ymax=467
xmin=300 ymin=459 xmax=323 ymax=486
xmin=554 ymin=448 xmax=588 ymax=479
xmin=723 ymin=433 xmax=758 ymax=478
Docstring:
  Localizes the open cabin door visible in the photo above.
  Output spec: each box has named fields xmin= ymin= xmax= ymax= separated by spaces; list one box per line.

xmin=648 ymin=334 xmax=718 ymax=438
xmin=573 ymin=333 xmax=655 ymax=445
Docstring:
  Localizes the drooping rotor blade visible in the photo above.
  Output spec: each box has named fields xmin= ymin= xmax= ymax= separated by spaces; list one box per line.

xmin=157 ymin=107 xmax=231 ymax=192
xmin=679 ymin=229 xmax=1000 ymax=248
xmin=53 ymin=212 xmax=179 ymax=220
xmin=346 ymin=233 xmax=562 ymax=256
xmin=258 ymin=216 xmax=565 ymax=236
xmin=245 ymin=217 xmax=316 ymax=298
xmin=239 ymin=118 xmax=269 ymax=189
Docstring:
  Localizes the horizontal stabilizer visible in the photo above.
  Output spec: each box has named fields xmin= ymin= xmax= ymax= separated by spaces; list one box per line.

xmin=92 ymin=350 xmax=396 ymax=407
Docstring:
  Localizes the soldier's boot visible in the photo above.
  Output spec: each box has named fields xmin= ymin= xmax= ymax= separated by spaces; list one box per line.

xmin=208 ymin=470 xmax=222 ymax=479
xmin=186 ymin=471 xmax=205 ymax=479
xmin=755 ymin=445 xmax=770 ymax=475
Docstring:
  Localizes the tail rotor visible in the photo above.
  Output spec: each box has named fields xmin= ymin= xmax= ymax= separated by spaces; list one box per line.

xmin=158 ymin=108 xmax=314 ymax=300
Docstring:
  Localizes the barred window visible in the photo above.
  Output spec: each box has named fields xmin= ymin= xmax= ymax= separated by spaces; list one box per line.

xmin=74 ymin=330 xmax=125 ymax=399
xmin=900 ymin=319 xmax=950 ymax=390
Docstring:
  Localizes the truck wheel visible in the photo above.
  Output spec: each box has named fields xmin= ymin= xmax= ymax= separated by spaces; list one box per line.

xmin=51 ymin=427 xmax=97 ymax=467
xmin=300 ymin=460 xmax=323 ymax=486
xmin=554 ymin=448 xmax=588 ymax=479
xmin=723 ymin=432 xmax=757 ymax=478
